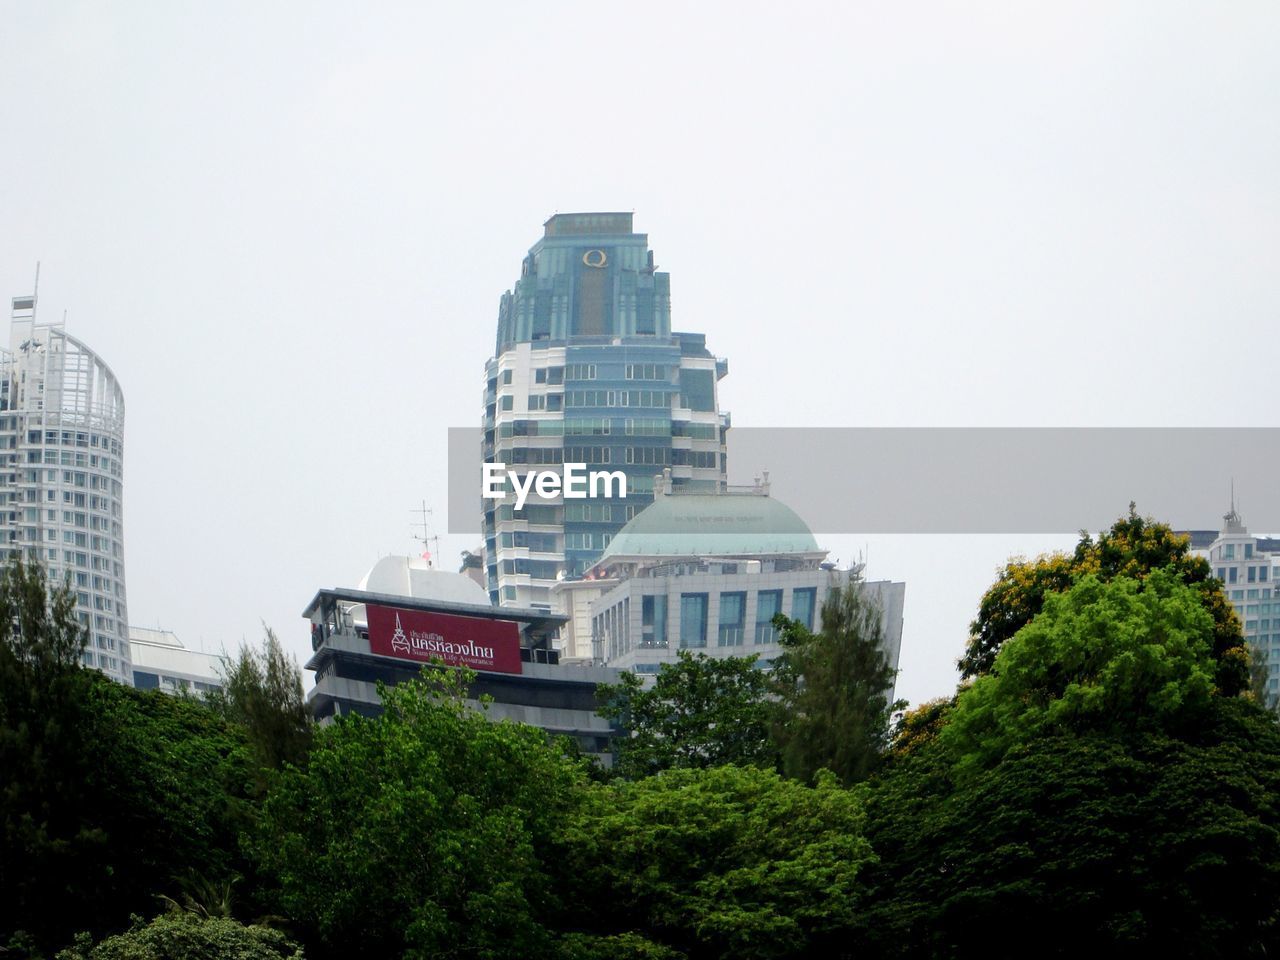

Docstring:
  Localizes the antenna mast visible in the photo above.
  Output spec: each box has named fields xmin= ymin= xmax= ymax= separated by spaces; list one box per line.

xmin=411 ymin=500 xmax=440 ymax=568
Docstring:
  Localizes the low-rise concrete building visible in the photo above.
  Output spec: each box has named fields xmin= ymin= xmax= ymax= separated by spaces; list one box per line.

xmin=304 ymin=556 xmax=621 ymax=759
xmin=129 ymin=626 xmax=225 ymax=694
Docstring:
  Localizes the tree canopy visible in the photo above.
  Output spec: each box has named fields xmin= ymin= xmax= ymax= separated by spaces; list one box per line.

xmin=252 ymin=666 xmax=587 ymax=960
xmin=559 ymin=765 xmax=874 ymax=960
xmin=770 ymin=582 xmax=903 ymax=785
xmin=862 ymin=699 xmax=1280 ymax=957
xmin=596 ymin=651 xmax=775 ymax=779
xmin=962 ymin=507 xmax=1248 ymax=696
xmin=945 ymin=570 xmax=1219 ymax=772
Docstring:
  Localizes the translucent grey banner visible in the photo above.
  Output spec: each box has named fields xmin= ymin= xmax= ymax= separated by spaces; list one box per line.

xmin=448 ymin=428 xmax=1279 ymax=534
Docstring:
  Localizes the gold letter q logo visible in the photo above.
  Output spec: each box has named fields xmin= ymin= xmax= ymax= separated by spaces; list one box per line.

xmin=582 ymin=249 xmax=608 ymax=268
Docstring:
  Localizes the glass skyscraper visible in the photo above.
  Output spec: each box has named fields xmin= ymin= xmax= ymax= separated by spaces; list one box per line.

xmin=483 ymin=213 xmax=729 ymax=609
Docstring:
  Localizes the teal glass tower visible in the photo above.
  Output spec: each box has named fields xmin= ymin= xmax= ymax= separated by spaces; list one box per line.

xmin=483 ymin=213 xmax=729 ymax=609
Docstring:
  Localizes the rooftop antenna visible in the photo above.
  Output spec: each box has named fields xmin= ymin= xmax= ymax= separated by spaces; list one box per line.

xmin=411 ymin=500 xmax=440 ymax=568
xmin=32 ymin=262 xmax=40 ymax=320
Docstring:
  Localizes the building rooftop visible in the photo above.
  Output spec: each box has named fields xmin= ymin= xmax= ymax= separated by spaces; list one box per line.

xmin=358 ymin=555 xmax=491 ymax=606
xmin=542 ymin=212 xmax=634 ymax=237
xmin=599 ymin=489 xmax=823 ymax=562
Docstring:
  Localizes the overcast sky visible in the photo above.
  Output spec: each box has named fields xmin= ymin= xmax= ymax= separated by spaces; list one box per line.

xmin=1 ymin=2 xmax=1276 ymax=708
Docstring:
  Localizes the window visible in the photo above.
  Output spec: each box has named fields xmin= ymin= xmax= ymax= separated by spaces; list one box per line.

xmin=679 ymin=369 xmax=715 ymax=411
xmin=718 ymin=592 xmax=746 ymax=646
xmin=1229 ymin=567 xmax=1238 ymax=584
xmin=755 ymin=590 xmax=782 ymax=644
xmin=625 ymin=363 xmax=668 ymax=381
xmin=500 ymin=395 xmax=513 ymax=411
xmin=564 ymin=532 xmax=597 ymax=551
xmin=1249 ymin=566 xmax=1258 ymax=583
xmin=535 ymin=368 xmax=547 ymax=384
xmin=1246 ymin=544 xmax=1255 ymax=559
xmin=641 ymin=594 xmax=667 ymax=647
xmin=502 ymin=370 xmax=513 ymax=384
xmin=680 ymin=593 xmax=708 ymax=648
xmin=1226 ymin=544 xmax=1236 ymax=560
xmin=791 ymin=588 xmax=817 ymax=630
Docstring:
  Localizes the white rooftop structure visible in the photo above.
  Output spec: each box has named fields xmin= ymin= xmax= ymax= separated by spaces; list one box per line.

xmin=358 ymin=555 xmax=492 ymax=606
xmin=129 ymin=625 xmax=225 ymax=694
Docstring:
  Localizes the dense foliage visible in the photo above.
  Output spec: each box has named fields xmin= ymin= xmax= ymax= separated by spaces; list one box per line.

xmin=863 ymin=701 xmax=1280 ymax=956
xmin=945 ymin=570 xmax=1218 ymax=772
xmin=6 ymin=506 xmax=1280 ymax=958
xmin=56 ymin=912 xmax=304 ymax=960
xmin=596 ymin=651 xmax=775 ymax=778
xmin=962 ymin=506 xmax=1249 ymax=695
xmin=0 ymin=561 xmax=259 ymax=955
xmin=770 ymin=583 xmax=903 ymax=785
xmin=559 ymin=765 xmax=874 ymax=960
xmin=252 ymin=667 xmax=587 ymax=960
xmin=208 ymin=628 xmax=313 ymax=777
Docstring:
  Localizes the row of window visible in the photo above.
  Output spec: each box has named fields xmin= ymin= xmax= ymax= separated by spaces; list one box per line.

xmin=535 ymin=367 xmax=565 ymax=385
xmin=608 ymin=588 xmax=817 ymax=658
xmin=624 ymin=363 xmax=670 ymax=381
xmin=499 ymin=531 xmax=558 ymax=552
xmin=20 ymin=429 xmax=121 ymax=453
xmin=500 ymin=559 xmax=561 ymax=579
xmin=81 ymin=651 xmax=121 ymax=673
xmin=1217 ymin=566 xmax=1273 ymax=584
xmin=672 ymin=450 xmax=719 ymax=468
xmin=22 ymin=450 xmax=122 ymax=474
xmin=1217 ymin=543 xmax=1263 ymax=561
xmin=1229 ymin=589 xmax=1273 ymax=601
xmin=498 ymin=418 xmax=720 ymax=441
xmin=564 ymin=502 xmax=641 ymax=523
xmin=566 ymin=389 xmax=673 ymax=408
xmin=565 ymin=532 xmax=612 ymax=552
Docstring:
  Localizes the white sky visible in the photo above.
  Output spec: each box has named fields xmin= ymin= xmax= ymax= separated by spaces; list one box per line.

xmin=1 ymin=2 xmax=1276 ymax=708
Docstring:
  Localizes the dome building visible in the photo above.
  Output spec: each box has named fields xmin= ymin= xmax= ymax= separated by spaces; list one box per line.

xmin=551 ymin=473 xmax=905 ymax=683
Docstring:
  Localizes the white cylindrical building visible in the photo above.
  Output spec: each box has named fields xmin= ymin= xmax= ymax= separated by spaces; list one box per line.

xmin=1 ymin=293 xmax=129 ymax=682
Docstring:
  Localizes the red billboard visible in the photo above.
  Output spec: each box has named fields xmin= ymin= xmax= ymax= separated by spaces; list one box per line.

xmin=365 ymin=604 xmax=523 ymax=675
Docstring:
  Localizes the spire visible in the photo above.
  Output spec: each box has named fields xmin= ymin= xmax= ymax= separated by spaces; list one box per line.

xmin=1224 ymin=480 xmax=1246 ymax=534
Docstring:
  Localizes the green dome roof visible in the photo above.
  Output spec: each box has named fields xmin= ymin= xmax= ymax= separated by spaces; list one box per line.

xmin=600 ymin=493 xmax=821 ymax=560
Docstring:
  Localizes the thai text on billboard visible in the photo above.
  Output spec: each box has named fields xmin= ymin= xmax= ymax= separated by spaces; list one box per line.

xmin=365 ymin=604 xmax=522 ymax=675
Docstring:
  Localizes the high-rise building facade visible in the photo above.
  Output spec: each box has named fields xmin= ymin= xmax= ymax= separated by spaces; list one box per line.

xmin=0 ymin=294 xmax=130 ymax=682
xmin=483 ymin=213 xmax=729 ymax=610
xmin=1189 ymin=507 xmax=1280 ymax=698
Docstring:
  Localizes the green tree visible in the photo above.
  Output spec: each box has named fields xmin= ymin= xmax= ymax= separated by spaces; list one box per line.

xmin=0 ymin=558 xmax=96 ymax=953
xmin=55 ymin=911 xmax=303 ymax=960
xmin=252 ymin=666 xmax=587 ymax=960
xmin=558 ymin=765 xmax=874 ymax=960
xmin=962 ymin=506 xmax=1249 ymax=696
xmin=0 ymin=557 xmax=259 ymax=953
xmin=887 ymin=696 xmax=954 ymax=760
xmin=209 ymin=628 xmax=312 ymax=776
xmin=596 ymin=651 xmax=775 ymax=779
xmin=1249 ymin=643 xmax=1276 ymax=712
xmin=860 ymin=699 xmax=1280 ymax=957
xmin=770 ymin=582 xmax=903 ymax=786
xmin=943 ymin=571 xmax=1217 ymax=773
